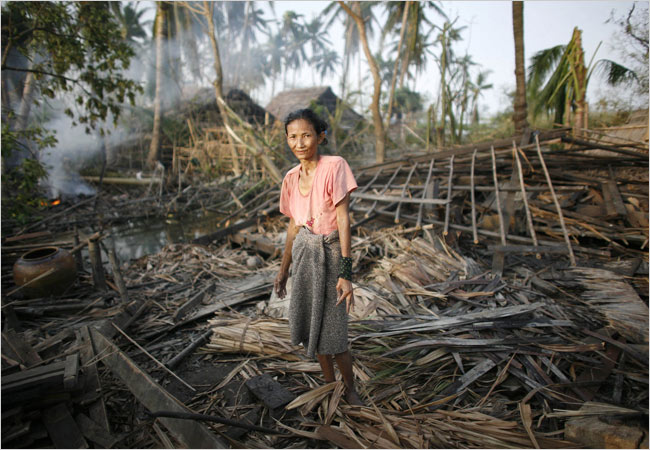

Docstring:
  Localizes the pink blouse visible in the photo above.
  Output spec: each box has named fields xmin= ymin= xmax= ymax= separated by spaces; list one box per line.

xmin=279 ymin=155 xmax=358 ymax=235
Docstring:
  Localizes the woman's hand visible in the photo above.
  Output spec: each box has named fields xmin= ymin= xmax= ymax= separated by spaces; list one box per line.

xmin=274 ymin=271 xmax=289 ymax=299
xmin=336 ymin=278 xmax=354 ymax=313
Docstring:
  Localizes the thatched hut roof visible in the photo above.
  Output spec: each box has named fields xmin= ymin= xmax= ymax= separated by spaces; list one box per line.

xmin=265 ymin=86 xmax=363 ymax=128
xmin=174 ymin=87 xmax=273 ymax=126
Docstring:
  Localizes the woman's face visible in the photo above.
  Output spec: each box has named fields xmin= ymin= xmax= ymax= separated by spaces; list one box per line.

xmin=286 ymin=119 xmax=324 ymax=163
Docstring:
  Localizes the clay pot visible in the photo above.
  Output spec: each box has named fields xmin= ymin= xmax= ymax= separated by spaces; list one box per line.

xmin=13 ymin=247 xmax=77 ymax=298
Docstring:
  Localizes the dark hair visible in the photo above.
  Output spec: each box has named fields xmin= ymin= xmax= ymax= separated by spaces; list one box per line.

xmin=284 ymin=109 xmax=329 ymax=145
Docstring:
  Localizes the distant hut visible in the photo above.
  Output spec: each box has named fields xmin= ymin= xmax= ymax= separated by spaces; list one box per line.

xmin=177 ymin=87 xmax=274 ymax=127
xmin=265 ymin=87 xmax=362 ymax=129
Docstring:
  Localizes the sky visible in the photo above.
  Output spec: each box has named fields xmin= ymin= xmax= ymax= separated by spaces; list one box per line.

xmin=265 ymin=1 xmax=644 ymax=116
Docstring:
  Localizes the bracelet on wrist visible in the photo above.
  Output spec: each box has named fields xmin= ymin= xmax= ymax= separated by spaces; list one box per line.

xmin=338 ymin=256 xmax=353 ymax=281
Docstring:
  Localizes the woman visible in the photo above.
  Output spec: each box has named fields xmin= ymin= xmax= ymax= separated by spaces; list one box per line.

xmin=274 ymin=108 xmax=363 ymax=406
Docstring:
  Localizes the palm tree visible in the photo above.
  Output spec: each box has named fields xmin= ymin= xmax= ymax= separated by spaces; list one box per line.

xmin=433 ymin=20 xmax=465 ymax=146
xmin=512 ymin=1 xmax=528 ymax=135
xmin=280 ymin=11 xmax=307 ymax=87
xmin=470 ymin=70 xmax=493 ymax=126
xmin=146 ymin=1 xmax=168 ymax=168
xmin=339 ymin=1 xmax=385 ymax=163
xmin=528 ymin=27 xmax=636 ymax=134
xmin=382 ymin=2 xmax=446 ymax=87
xmin=314 ymin=49 xmax=340 ymax=84
xmin=234 ymin=1 xmax=270 ymax=88
xmin=453 ymin=53 xmax=477 ymax=142
xmin=110 ymin=2 xmax=150 ymax=47
xmin=263 ymin=31 xmax=285 ymax=97
xmin=324 ymin=1 xmax=378 ymax=101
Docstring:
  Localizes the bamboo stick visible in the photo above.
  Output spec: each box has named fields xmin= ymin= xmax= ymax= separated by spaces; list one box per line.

xmin=395 ymin=162 xmax=418 ymax=223
xmin=490 ymin=146 xmax=507 ymax=245
xmin=111 ymin=323 xmax=195 ymax=391
xmin=366 ymin=165 xmax=402 ymax=218
xmin=350 ymin=167 xmax=384 ymax=209
xmin=470 ymin=149 xmax=479 ymax=244
xmin=535 ymin=135 xmax=576 ymax=266
xmin=443 ymin=155 xmax=454 ymax=236
xmin=512 ymin=143 xmax=540 ymax=258
xmin=417 ymin=158 xmax=436 ymax=229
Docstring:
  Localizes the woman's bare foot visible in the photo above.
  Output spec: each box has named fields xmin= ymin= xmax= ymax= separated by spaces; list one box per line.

xmin=346 ymin=389 xmax=364 ymax=406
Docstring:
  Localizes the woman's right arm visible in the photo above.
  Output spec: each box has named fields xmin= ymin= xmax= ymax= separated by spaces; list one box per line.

xmin=274 ymin=217 xmax=299 ymax=298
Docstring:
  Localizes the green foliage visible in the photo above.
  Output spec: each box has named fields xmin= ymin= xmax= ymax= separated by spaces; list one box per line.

xmin=1 ymin=119 xmax=55 ymax=224
xmin=387 ymin=87 xmax=423 ymax=119
xmin=1 ymin=1 xmax=143 ymax=134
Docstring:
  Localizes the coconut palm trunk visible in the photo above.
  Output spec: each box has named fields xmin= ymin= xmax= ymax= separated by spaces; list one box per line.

xmin=146 ymin=1 xmax=168 ymax=168
xmin=512 ymin=1 xmax=529 ymax=135
xmin=203 ymin=1 xmax=241 ymax=176
xmin=385 ymin=1 xmax=410 ymax=130
xmin=339 ymin=1 xmax=385 ymax=163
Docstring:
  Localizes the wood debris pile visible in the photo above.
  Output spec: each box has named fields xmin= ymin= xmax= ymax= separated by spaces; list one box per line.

xmin=1 ymin=128 xmax=648 ymax=448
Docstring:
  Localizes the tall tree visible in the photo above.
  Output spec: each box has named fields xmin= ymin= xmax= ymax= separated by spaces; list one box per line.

xmin=324 ymin=1 xmax=377 ymax=103
xmin=512 ymin=1 xmax=529 ymax=135
xmin=470 ymin=70 xmax=493 ymax=126
xmin=433 ymin=20 xmax=464 ymax=146
xmin=146 ymin=1 xmax=168 ymax=168
xmin=385 ymin=1 xmax=411 ymax=130
xmin=528 ymin=27 xmax=636 ymax=134
xmin=202 ymin=0 xmax=241 ymax=175
xmin=339 ymin=1 xmax=385 ymax=163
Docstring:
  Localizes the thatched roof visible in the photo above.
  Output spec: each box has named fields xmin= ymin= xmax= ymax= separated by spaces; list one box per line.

xmin=265 ymin=86 xmax=363 ymax=128
xmin=174 ymin=87 xmax=273 ymax=126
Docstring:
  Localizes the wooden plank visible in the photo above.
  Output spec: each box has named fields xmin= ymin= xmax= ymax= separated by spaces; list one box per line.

xmin=78 ymin=326 xmax=111 ymax=433
xmin=1 ymin=360 xmax=66 ymax=386
xmin=89 ymin=328 xmax=227 ymax=449
xmin=74 ymin=413 xmax=120 ymax=448
xmin=607 ymin=166 xmax=628 ymax=217
xmin=2 ymin=329 xmax=43 ymax=367
xmin=173 ymin=286 xmax=210 ymax=322
xmin=42 ymin=403 xmax=89 ymax=449
xmin=63 ymin=353 xmax=80 ymax=391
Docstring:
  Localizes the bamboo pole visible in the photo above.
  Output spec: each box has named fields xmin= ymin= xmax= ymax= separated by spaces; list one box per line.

xmin=512 ymin=142 xmax=540 ymax=258
xmin=490 ymin=146 xmax=507 ymax=245
xmin=350 ymin=167 xmax=384 ymax=209
xmin=395 ymin=162 xmax=418 ymax=223
xmin=470 ymin=149 xmax=479 ymax=244
xmin=366 ymin=165 xmax=402 ymax=218
xmin=417 ymin=158 xmax=436 ymax=229
xmin=443 ymin=155 xmax=455 ymax=236
xmin=535 ymin=135 xmax=576 ymax=265
xmin=111 ymin=323 xmax=195 ymax=392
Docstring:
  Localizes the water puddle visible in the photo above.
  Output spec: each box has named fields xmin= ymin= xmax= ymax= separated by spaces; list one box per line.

xmin=105 ymin=211 xmax=226 ymax=263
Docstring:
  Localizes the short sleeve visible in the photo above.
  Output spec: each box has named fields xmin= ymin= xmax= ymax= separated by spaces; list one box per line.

xmin=279 ymin=175 xmax=292 ymax=218
xmin=331 ymin=158 xmax=358 ymax=206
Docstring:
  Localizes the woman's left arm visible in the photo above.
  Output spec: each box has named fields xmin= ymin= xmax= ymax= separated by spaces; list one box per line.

xmin=335 ymin=193 xmax=354 ymax=313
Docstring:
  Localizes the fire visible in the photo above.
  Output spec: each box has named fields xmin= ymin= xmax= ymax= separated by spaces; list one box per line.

xmin=40 ymin=199 xmax=62 ymax=207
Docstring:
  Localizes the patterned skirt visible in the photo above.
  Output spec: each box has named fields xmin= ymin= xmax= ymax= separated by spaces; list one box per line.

xmin=289 ymin=227 xmax=348 ymax=358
